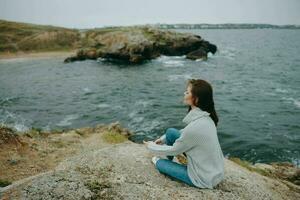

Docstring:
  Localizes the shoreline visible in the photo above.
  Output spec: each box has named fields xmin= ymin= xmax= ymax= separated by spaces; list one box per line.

xmin=0 ymin=50 xmax=76 ymax=60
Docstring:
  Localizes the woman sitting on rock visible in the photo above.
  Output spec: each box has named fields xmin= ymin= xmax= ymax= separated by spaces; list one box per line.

xmin=143 ymin=79 xmax=225 ymax=189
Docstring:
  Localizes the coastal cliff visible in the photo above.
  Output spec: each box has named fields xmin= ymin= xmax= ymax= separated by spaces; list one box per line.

xmin=0 ymin=123 xmax=299 ymax=200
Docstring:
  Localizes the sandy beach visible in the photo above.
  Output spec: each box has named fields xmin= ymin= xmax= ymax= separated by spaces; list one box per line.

xmin=0 ymin=51 xmax=76 ymax=61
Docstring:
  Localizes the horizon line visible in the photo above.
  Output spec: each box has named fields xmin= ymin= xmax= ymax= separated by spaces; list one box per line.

xmin=1 ymin=18 xmax=299 ymax=30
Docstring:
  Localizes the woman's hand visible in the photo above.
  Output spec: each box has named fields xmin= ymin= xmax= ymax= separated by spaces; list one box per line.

xmin=143 ymin=138 xmax=162 ymax=146
xmin=154 ymin=138 xmax=163 ymax=144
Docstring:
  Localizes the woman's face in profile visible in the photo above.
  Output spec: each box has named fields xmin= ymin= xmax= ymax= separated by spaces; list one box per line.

xmin=183 ymin=84 xmax=195 ymax=106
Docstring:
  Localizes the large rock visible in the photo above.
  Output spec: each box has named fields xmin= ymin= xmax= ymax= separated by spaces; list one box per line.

xmin=186 ymin=47 xmax=208 ymax=60
xmin=64 ymin=26 xmax=218 ymax=64
xmin=1 ymin=140 xmax=299 ymax=200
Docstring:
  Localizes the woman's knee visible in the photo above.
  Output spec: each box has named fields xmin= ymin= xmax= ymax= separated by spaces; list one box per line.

xmin=155 ymin=159 xmax=169 ymax=173
xmin=155 ymin=159 xmax=196 ymax=187
xmin=155 ymin=159 xmax=164 ymax=171
xmin=166 ymin=128 xmax=178 ymax=141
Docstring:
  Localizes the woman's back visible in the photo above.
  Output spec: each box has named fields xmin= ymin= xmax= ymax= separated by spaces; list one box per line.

xmin=147 ymin=107 xmax=225 ymax=189
xmin=182 ymin=113 xmax=225 ymax=188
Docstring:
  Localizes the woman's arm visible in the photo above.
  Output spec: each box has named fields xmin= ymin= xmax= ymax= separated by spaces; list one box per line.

xmin=146 ymin=128 xmax=196 ymax=156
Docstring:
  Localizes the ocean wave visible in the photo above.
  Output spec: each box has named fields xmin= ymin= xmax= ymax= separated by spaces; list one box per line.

xmin=83 ymin=87 xmax=91 ymax=92
xmin=134 ymin=100 xmax=153 ymax=107
xmin=96 ymin=103 xmax=110 ymax=108
xmin=13 ymin=123 xmax=30 ymax=132
xmin=0 ymin=110 xmax=30 ymax=132
xmin=128 ymin=100 xmax=161 ymax=132
xmin=56 ymin=114 xmax=80 ymax=127
xmin=281 ymin=97 xmax=300 ymax=108
xmin=128 ymin=118 xmax=161 ymax=134
xmin=130 ymin=115 xmax=144 ymax=124
xmin=155 ymin=55 xmax=186 ymax=67
xmin=95 ymin=104 xmax=123 ymax=110
xmin=291 ymin=158 xmax=300 ymax=167
xmin=0 ymin=96 xmax=22 ymax=106
xmin=214 ymin=47 xmax=236 ymax=60
xmin=0 ymin=122 xmax=30 ymax=132
xmin=82 ymin=87 xmax=95 ymax=95
xmin=128 ymin=110 xmax=144 ymax=127
xmin=275 ymin=88 xmax=289 ymax=93
xmin=167 ymin=74 xmax=192 ymax=82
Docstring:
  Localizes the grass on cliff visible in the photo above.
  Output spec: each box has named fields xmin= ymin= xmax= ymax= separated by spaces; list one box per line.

xmin=101 ymin=130 xmax=128 ymax=144
xmin=0 ymin=19 xmax=80 ymax=52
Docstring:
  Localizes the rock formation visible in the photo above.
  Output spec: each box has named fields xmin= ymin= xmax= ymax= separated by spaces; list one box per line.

xmin=64 ymin=26 xmax=217 ymax=64
xmin=1 ymin=122 xmax=299 ymax=199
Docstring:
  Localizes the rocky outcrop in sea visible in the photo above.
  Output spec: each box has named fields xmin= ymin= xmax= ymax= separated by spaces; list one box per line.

xmin=64 ymin=26 xmax=217 ymax=64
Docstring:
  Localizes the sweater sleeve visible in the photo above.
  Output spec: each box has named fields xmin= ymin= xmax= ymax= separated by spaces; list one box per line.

xmin=147 ymin=128 xmax=196 ymax=156
xmin=159 ymin=134 xmax=166 ymax=143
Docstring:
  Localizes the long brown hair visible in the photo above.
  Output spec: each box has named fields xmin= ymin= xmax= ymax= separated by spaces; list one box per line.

xmin=187 ymin=79 xmax=219 ymax=127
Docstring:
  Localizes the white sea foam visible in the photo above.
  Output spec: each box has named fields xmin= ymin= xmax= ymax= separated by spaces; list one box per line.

xmin=155 ymin=55 xmax=185 ymax=67
xmin=83 ymin=87 xmax=92 ymax=93
xmin=207 ymin=52 xmax=213 ymax=57
xmin=214 ymin=47 xmax=236 ymax=60
xmin=128 ymin=111 xmax=136 ymax=119
xmin=14 ymin=123 xmax=30 ymax=132
xmin=96 ymin=104 xmax=123 ymax=110
xmin=132 ymin=116 xmax=144 ymax=123
xmin=164 ymin=60 xmax=184 ymax=67
xmin=281 ymin=97 xmax=300 ymax=108
xmin=275 ymin=88 xmax=289 ymax=93
xmin=97 ymin=58 xmax=106 ymax=62
xmin=291 ymin=158 xmax=300 ymax=167
xmin=128 ymin=110 xmax=144 ymax=124
xmin=97 ymin=103 xmax=110 ymax=108
xmin=134 ymin=100 xmax=152 ymax=107
xmin=0 ymin=122 xmax=29 ymax=132
xmin=127 ymin=100 xmax=161 ymax=132
xmin=0 ymin=110 xmax=30 ymax=132
xmin=57 ymin=114 xmax=80 ymax=126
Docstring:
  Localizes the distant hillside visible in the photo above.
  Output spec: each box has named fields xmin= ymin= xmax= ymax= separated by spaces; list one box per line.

xmin=1 ymin=19 xmax=299 ymax=54
xmin=152 ymin=23 xmax=300 ymax=29
xmin=0 ymin=19 xmax=80 ymax=53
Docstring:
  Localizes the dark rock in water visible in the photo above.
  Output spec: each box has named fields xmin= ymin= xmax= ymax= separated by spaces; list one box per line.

xmin=201 ymin=40 xmax=217 ymax=54
xmin=186 ymin=47 xmax=208 ymax=60
xmin=64 ymin=26 xmax=217 ymax=64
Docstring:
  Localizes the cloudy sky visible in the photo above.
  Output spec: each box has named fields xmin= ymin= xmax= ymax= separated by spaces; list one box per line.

xmin=0 ymin=0 xmax=299 ymax=28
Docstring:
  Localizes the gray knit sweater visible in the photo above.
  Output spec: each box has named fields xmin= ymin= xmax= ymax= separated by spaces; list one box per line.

xmin=146 ymin=106 xmax=225 ymax=189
